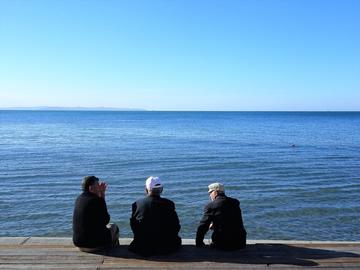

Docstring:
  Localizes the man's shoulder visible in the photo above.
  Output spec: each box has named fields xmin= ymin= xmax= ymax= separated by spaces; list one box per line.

xmin=133 ymin=196 xmax=147 ymax=205
xmin=227 ymin=196 xmax=240 ymax=203
xmin=221 ymin=195 xmax=240 ymax=205
xmin=133 ymin=196 xmax=153 ymax=206
xmin=159 ymin=197 xmax=175 ymax=207
xmin=132 ymin=196 xmax=175 ymax=211
xmin=76 ymin=192 xmax=91 ymax=201
xmin=214 ymin=195 xmax=240 ymax=206
xmin=74 ymin=192 xmax=99 ymax=211
xmin=149 ymin=196 xmax=175 ymax=206
xmin=134 ymin=196 xmax=175 ymax=204
xmin=77 ymin=192 xmax=103 ymax=204
xmin=204 ymin=200 xmax=216 ymax=210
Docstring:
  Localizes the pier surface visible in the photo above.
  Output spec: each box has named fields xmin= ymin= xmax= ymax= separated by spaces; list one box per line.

xmin=0 ymin=237 xmax=359 ymax=269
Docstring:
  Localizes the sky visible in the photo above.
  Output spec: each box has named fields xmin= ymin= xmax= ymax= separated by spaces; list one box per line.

xmin=0 ymin=0 xmax=359 ymax=111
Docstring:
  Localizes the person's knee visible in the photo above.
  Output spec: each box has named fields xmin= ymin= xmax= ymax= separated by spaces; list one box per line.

xmin=107 ymin=223 xmax=119 ymax=246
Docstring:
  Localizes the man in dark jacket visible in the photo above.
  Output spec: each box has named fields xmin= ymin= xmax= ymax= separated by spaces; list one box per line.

xmin=196 ymin=182 xmax=246 ymax=250
xmin=73 ymin=176 xmax=119 ymax=251
xmin=129 ymin=176 xmax=181 ymax=256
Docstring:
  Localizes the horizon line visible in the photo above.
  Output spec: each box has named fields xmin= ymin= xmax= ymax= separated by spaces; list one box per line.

xmin=0 ymin=107 xmax=359 ymax=113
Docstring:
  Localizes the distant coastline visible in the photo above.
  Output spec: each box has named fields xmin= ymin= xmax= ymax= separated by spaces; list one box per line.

xmin=0 ymin=106 xmax=146 ymax=111
xmin=0 ymin=107 xmax=358 ymax=112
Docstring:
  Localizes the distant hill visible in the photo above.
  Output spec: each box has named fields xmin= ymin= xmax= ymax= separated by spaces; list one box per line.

xmin=0 ymin=106 xmax=146 ymax=111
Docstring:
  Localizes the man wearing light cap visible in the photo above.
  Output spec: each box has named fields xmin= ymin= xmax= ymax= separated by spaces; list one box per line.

xmin=129 ymin=176 xmax=181 ymax=256
xmin=196 ymin=182 xmax=247 ymax=250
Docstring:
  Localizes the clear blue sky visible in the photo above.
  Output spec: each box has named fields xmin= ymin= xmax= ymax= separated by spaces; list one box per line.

xmin=0 ymin=0 xmax=359 ymax=111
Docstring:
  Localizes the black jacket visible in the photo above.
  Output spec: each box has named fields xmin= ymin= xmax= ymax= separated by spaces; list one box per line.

xmin=196 ymin=194 xmax=246 ymax=250
xmin=129 ymin=195 xmax=181 ymax=256
xmin=72 ymin=191 xmax=111 ymax=248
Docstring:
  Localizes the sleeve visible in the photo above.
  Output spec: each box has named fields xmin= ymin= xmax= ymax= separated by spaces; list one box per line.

xmin=98 ymin=198 xmax=110 ymax=225
xmin=130 ymin=202 xmax=138 ymax=233
xmin=171 ymin=202 xmax=181 ymax=234
xmin=196 ymin=204 xmax=213 ymax=246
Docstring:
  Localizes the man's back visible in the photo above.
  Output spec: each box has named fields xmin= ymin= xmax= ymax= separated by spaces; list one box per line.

xmin=130 ymin=195 xmax=181 ymax=255
xmin=197 ymin=194 xmax=246 ymax=250
xmin=73 ymin=191 xmax=111 ymax=248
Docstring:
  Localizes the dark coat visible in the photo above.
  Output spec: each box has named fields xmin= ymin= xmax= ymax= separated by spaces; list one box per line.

xmin=129 ymin=195 xmax=181 ymax=256
xmin=72 ymin=191 xmax=111 ymax=248
xmin=196 ymin=194 xmax=247 ymax=250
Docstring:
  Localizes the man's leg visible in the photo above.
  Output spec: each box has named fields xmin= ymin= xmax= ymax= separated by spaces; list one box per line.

xmin=78 ymin=246 xmax=104 ymax=252
xmin=107 ymin=223 xmax=119 ymax=246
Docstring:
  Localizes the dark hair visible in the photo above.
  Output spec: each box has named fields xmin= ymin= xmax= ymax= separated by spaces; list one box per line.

xmin=82 ymin=176 xmax=99 ymax=192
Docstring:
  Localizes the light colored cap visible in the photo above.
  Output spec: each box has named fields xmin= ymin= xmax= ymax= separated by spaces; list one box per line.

xmin=208 ymin=182 xmax=225 ymax=193
xmin=145 ymin=176 xmax=163 ymax=191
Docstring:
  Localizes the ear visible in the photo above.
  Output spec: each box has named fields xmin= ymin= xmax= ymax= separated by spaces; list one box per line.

xmin=88 ymin=184 xmax=97 ymax=194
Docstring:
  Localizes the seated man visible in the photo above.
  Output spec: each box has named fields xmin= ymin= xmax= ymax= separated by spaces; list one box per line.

xmin=73 ymin=176 xmax=119 ymax=252
xmin=129 ymin=176 xmax=181 ymax=256
xmin=196 ymin=182 xmax=247 ymax=250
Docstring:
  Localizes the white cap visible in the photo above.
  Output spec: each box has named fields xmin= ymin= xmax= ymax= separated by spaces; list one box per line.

xmin=208 ymin=182 xmax=225 ymax=193
xmin=145 ymin=176 xmax=163 ymax=191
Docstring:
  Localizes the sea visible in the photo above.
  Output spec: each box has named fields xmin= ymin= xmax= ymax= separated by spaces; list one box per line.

xmin=0 ymin=111 xmax=359 ymax=241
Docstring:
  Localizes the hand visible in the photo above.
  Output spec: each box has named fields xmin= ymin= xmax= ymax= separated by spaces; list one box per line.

xmin=98 ymin=182 xmax=107 ymax=198
xmin=209 ymin=222 xmax=214 ymax=230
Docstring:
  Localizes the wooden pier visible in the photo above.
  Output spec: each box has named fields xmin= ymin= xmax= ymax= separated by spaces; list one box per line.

xmin=0 ymin=237 xmax=359 ymax=269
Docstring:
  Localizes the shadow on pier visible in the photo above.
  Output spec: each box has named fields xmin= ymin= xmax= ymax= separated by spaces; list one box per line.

xmin=100 ymin=243 xmax=360 ymax=267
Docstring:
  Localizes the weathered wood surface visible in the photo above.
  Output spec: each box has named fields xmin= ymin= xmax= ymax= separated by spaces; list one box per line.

xmin=0 ymin=238 xmax=359 ymax=269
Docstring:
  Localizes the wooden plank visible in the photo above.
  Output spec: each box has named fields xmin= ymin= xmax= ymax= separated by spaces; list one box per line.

xmin=23 ymin=237 xmax=73 ymax=246
xmin=0 ymin=237 xmax=28 ymax=245
xmin=0 ymin=247 xmax=103 ymax=257
xmin=247 ymin=240 xmax=360 ymax=245
xmin=0 ymin=259 xmax=103 ymax=265
xmin=0 ymin=264 xmax=99 ymax=270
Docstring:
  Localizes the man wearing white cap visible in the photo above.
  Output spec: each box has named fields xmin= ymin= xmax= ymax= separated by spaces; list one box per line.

xmin=196 ymin=182 xmax=247 ymax=250
xmin=129 ymin=176 xmax=181 ymax=256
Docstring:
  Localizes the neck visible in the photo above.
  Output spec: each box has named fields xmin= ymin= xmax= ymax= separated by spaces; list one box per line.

xmin=149 ymin=193 xmax=161 ymax=197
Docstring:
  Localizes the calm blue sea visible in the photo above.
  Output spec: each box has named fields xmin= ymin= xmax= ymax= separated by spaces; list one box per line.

xmin=1 ymin=111 xmax=359 ymax=240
